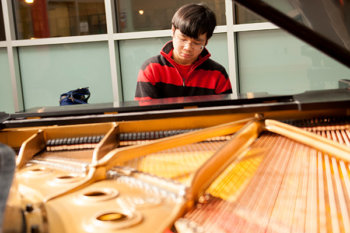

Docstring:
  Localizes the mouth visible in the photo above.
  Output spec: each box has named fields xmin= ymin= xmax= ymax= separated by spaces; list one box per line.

xmin=181 ymin=53 xmax=192 ymax=58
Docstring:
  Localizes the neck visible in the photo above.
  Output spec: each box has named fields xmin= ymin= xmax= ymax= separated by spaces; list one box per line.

xmin=172 ymin=51 xmax=196 ymax=66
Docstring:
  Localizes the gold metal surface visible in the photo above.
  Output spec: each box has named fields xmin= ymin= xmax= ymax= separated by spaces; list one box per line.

xmin=2 ymin=110 xmax=350 ymax=233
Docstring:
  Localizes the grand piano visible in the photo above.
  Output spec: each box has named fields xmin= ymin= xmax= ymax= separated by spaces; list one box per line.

xmin=1 ymin=1 xmax=350 ymax=232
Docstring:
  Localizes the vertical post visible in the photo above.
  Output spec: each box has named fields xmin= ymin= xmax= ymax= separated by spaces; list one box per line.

xmin=30 ymin=0 xmax=50 ymax=38
xmin=116 ymin=0 xmax=134 ymax=32
xmin=225 ymin=0 xmax=238 ymax=98
xmin=74 ymin=0 xmax=80 ymax=35
xmin=2 ymin=0 xmax=23 ymax=112
xmin=104 ymin=0 xmax=122 ymax=104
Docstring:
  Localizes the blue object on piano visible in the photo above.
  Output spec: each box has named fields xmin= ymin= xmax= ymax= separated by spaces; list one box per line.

xmin=59 ymin=87 xmax=90 ymax=106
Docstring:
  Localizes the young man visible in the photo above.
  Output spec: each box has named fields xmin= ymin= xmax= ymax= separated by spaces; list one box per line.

xmin=134 ymin=3 xmax=232 ymax=101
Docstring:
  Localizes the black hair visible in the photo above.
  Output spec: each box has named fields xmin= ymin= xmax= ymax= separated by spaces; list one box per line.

xmin=171 ymin=3 xmax=217 ymax=40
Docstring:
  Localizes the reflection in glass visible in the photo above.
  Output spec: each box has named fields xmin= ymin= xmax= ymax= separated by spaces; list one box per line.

xmin=235 ymin=3 xmax=266 ymax=24
xmin=12 ymin=0 xmax=107 ymax=39
xmin=0 ymin=3 xmax=5 ymax=41
xmin=116 ymin=0 xmax=225 ymax=33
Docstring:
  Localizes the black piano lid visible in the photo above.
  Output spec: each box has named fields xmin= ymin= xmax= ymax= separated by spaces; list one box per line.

xmin=234 ymin=0 xmax=350 ymax=69
xmin=0 ymin=112 xmax=9 ymax=123
xmin=14 ymin=92 xmax=294 ymax=115
xmin=1 ymin=88 xmax=350 ymax=128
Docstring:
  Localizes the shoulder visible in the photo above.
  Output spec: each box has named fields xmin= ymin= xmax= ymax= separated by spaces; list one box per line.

xmin=141 ymin=54 xmax=174 ymax=70
xmin=198 ymin=59 xmax=229 ymax=78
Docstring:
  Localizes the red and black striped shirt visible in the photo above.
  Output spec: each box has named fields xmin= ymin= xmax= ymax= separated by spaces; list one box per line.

xmin=135 ymin=41 xmax=232 ymax=100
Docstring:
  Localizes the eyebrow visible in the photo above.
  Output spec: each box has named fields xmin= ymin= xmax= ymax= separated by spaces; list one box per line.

xmin=178 ymin=32 xmax=205 ymax=43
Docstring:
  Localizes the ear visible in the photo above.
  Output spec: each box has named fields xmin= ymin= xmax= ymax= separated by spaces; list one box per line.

xmin=204 ymin=33 xmax=209 ymax=46
xmin=171 ymin=25 xmax=175 ymax=36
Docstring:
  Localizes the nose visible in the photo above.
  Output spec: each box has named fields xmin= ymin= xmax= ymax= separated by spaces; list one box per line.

xmin=183 ymin=41 xmax=192 ymax=50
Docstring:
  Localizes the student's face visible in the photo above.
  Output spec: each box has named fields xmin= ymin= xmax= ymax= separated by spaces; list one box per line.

xmin=172 ymin=28 xmax=207 ymax=66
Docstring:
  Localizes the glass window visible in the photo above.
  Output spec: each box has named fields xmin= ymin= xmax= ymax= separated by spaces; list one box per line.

xmin=259 ymin=0 xmax=350 ymax=56
xmin=0 ymin=3 xmax=5 ymax=41
xmin=234 ymin=3 xmax=266 ymax=24
xmin=12 ymin=0 xmax=107 ymax=40
xmin=0 ymin=48 xmax=15 ymax=113
xmin=116 ymin=0 xmax=225 ymax=33
xmin=237 ymin=29 xmax=350 ymax=95
xmin=18 ymin=42 xmax=113 ymax=109
xmin=235 ymin=0 xmax=295 ymax=24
